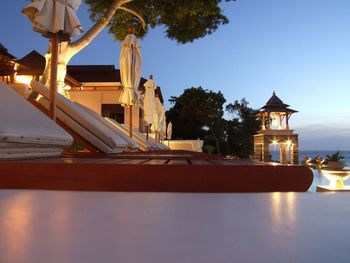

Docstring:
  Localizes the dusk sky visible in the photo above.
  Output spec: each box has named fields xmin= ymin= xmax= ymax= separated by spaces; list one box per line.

xmin=1 ymin=0 xmax=350 ymax=150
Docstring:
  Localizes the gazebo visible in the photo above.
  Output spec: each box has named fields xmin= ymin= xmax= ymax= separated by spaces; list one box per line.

xmin=253 ymin=91 xmax=299 ymax=164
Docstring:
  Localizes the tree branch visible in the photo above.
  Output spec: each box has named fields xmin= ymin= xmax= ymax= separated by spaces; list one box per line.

xmin=69 ymin=0 xmax=135 ymax=52
xmin=118 ymin=6 xmax=146 ymax=29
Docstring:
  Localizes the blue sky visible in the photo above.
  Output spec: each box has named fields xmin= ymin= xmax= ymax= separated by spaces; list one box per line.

xmin=1 ymin=0 xmax=350 ymax=150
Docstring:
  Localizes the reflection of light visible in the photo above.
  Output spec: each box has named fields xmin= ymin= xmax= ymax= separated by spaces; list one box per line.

xmin=270 ymin=192 xmax=297 ymax=234
xmin=271 ymin=192 xmax=281 ymax=233
xmin=272 ymin=140 xmax=278 ymax=145
xmin=15 ymin=75 xmax=33 ymax=85
xmin=286 ymin=140 xmax=292 ymax=146
xmin=286 ymin=192 xmax=296 ymax=225
xmin=2 ymin=192 xmax=35 ymax=261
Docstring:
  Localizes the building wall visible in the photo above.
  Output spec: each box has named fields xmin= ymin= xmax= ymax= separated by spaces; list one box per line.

xmin=69 ymin=88 xmax=141 ymax=130
xmin=70 ymin=90 xmax=104 ymax=114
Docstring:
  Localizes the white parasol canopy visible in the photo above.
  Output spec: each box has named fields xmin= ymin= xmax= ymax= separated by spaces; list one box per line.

xmin=151 ymin=97 xmax=166 ymax=142
xmin=167 ymin=122 xmax=172 ymax=140
xmin=143 ymin=76 xmax=157 ymax=125
xmin=22 ymin=0 xmax=83 ymax=41
xmin=119 ymin=33 xmax=142 ymax=107
xmin=159 ymin=104 xmax=166 ymax=140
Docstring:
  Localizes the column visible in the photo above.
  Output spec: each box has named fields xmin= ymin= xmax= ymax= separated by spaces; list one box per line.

xmin=280 ymin=144 xmax=288 ymax=164
xmin=291 ymin=143 xmax=299 ymax=165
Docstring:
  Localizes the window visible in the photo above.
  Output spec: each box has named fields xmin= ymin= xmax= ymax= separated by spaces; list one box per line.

xmin=101 ymin=104 xmax=124 ymax=124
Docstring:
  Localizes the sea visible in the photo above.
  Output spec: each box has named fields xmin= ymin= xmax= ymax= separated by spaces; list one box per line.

xmin=299 ymin=151 xmax=350 ymax=192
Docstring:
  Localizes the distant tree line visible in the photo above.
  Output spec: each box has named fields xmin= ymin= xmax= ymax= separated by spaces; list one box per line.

xmin=166 ymin=87 xmax=261 ymax=157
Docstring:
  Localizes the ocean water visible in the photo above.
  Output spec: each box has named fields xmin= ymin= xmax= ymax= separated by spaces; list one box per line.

xmin=299 ymin=151 xmax=350 ymax=192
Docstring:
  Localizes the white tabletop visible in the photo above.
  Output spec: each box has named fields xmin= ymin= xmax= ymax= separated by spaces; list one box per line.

xmin=0 ymin=190 xmax=349 ymax=263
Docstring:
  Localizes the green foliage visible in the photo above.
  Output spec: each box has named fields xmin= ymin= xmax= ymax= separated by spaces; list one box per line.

xmin=325 ymin=151 xmax=345 ymax=162
xmin=166 ymin=87 xmax=226 ymax=154
xmin=225 ymin=98 xmax=260 ymax=158
xmin=84 ymin=0 xmax=235 ymax=43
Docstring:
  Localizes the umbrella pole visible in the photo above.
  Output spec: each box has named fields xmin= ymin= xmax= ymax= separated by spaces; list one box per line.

xmin=49 ymin=33 xmax=59 ymax=121
xmin=146 ymin=125 xmax=149 ymax=140
xmin=129 ymin=106 xmax=133 ymax=138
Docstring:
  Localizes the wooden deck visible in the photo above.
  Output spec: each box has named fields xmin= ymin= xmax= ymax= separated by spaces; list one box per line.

xmin=0 ymin=151 xmax=313 ymax=192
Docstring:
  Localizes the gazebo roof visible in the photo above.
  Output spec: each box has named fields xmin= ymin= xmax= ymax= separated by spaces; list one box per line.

xmin=260 ymin=91 xmax=297 ymax=113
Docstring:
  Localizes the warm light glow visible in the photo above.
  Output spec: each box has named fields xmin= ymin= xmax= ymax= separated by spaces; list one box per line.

xmin=272 ymin=117 xmax=278 ymax=126
xmin=286 ymin=140 xmax=292 ymax=146
xmin=35 ymin=94 xmax=43 ymax=102
xmin=272 ymin=140 xmax=278 ymax=145
xmin=322 ymin=170 xmax=350 ymax=189
xmin=64 ymin=84 xmax=72 ymax=90
xmin=15 ymin=75 xmax=32 ymax=85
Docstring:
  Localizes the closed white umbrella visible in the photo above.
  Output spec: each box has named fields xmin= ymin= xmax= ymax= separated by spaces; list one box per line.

xmin=159 ymin=105 xmax=166 ymax=141
xmin=22 ymin=0 xmax=83 ymax=120
xmin=119 ymin=30 xmax=142 ymax=137
xmin=167 ymin=122 xmax=172 ymax=140
xmin=151 ymin=97 xmax=164 ymax=143
xmin=166 ymin=121 xmax=172 ymax=147
xmin=143 ymin=75 xmax=156 ymax=139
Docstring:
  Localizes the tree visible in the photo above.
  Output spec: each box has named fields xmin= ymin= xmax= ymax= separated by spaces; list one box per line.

xmin=39 ymin=0 xmax=235 ymax=94
xmin=166 ymin=87 xmax=226 ymax=154
xmin=225 ymin=98 xmax=260 ymax=158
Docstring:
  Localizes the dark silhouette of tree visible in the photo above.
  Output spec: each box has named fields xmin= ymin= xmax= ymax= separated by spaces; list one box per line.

xmin=86 ymin=0 xmax=236 ymax=43
xmin=166 ymin=87 xmax=226 ymax=154
xmin=225 ymin=98 xmax=260 ymax=158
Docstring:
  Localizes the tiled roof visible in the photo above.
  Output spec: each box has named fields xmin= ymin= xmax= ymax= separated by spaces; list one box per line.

xmin=16 ymin=50 xmax=45 ymax=75
xmin=0 ymin=42 xmax=16 ymax=59
xmin=67 ymin=65 xmax=120 ymax=83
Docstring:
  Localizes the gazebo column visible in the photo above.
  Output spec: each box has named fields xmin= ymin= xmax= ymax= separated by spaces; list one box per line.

xmin=267 ymin=112 xmax=271 ymax=130
xmin=278 ymin=115 xmax=282 ymax=130
xmin=262 ymin=137 xmax=271 ymax=162
xmin=291 ymin=140 xmax=299 ymax=165
xmin=286 ymin=113 xmax=289 ymax=130
xmin=280 ymin=144 xmax=288 ymax=164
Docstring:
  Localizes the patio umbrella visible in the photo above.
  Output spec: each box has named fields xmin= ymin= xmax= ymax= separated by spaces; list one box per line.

xmin=166 ymin=122 xmax=172 ymax=147
xmin=119 ymin=30 xmax=142 ymax=137
xmin=159 ymin=105 xmax=166 ymax=142
xmin=23 ymin=0 xmax=83 ymax=120
xmin=143 ymin=75 xmax=156 ymax=139
xmin=151 ymin=97 xmax=164 ymax=143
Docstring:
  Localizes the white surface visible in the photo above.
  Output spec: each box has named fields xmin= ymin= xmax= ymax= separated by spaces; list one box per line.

xmin=75 ymin=102 xmax=140 ymax=151
xmin=119 ymin=33 xmax=142 ymax=107
xmin=0 ymin=190 xmax=349 ymax=263
xmin=37 ymin=97 xmax=120 ymax=153
xmin=0 ymin=82 xmax=73 ymax=146
xmin=31 ymin=80 xmax=129 ymax=152
xmin=165 ymin=139 xmax=204 ymax=152
xmin=105 ymin=117 xmax=151 ymax=152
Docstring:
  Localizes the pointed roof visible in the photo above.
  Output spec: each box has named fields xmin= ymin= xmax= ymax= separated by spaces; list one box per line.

xmin=0 ymin=42 xmax=16 ymax=59
xmin=16 ymin=50 xmax=46 ymax=75
xmin=260 ymin=91 xmax=297 ymax=113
